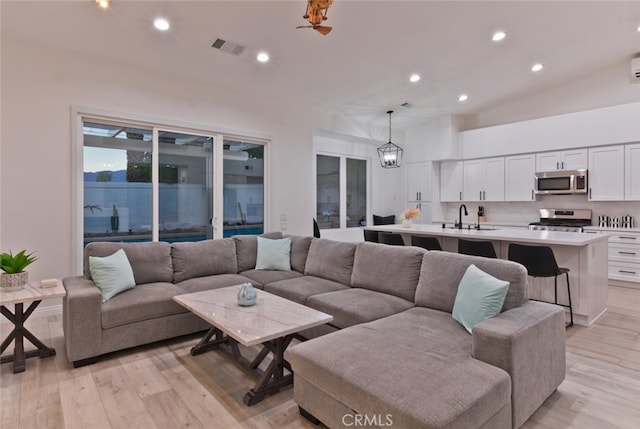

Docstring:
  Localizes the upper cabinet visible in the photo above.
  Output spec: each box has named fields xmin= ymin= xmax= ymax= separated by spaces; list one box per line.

xmin=535 ymin=149 xmax=587 ymax=172
xmin=625 ymin=143 xmax=640 ymax=201
xmin=588 ymin=146 xmax=624 ymax=201
xmin=505 ymin=154 xmax=536 ymax=202
xmin=440 ymin=161 xmax=463 ymax=202
xmin=406 ymin=162 xmax=432 ymax=202
xmin=462 ymin=157 xmax=504 ymax=202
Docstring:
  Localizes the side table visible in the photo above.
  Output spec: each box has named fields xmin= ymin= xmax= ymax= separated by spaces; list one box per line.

xmin=0 ymin=280 xmax=66 ymax=373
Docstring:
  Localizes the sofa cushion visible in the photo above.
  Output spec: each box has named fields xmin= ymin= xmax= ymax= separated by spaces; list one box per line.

xmin=255 ymin=237 xmax=291 ymax=271
xmin=84 ymin=241 xmax=173 ymax=284
xmin=415 ymin=251 xmax=527 ymax=313
xmin=351 ymin=242 xmax=425 ymax=301
xmin=101 ymin=282 xmax=188 ymax=329
xmin=264 ymin=275 xmax=348 ymax=305
xmin=176 ymin=274 xmax=253 ymax=294
xmin=286 ymin=307 xmax=511 ymax=429
xmin=240 ymin=269 xmax=303 ymax=289
xmin=171 ymin=239 xmax=238 ymax=283
xmin=233 ymin=232 xmax=283 ymax=272
xmin=452 ymin=265 xmax=510 ymax=334
xmin=89 ymin=249 xmax=136 ymax=303
xmin=304 ymin=238 xmax=357 ymax=285
xmin=288 ymin=235 xmax=313 ymax=273
xmin=306 ymin=288 xmax=414 ymax=329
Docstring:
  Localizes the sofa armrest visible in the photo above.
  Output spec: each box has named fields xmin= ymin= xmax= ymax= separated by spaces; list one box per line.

xmin=472 ymin=301 xmax=566 ymax=429
xmin=62 ymin=276 xmax=103 ymax=363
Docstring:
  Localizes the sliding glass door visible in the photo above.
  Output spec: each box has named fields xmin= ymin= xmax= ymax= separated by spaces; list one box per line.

xmin=223 ymin=139 xmax=264 ymax=237
xmin=82 ymin=117 xmax=268 ymax=247
xmin=157 ymin=130 xmax=214 ymax=242
xmin=83 ymin=122 xmax=155 ymax=243
xmin=83 ymin=120 xmax=216 ymax=244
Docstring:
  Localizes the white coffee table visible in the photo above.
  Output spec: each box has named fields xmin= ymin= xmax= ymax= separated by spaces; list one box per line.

xmin=173 ymin=284 xmax=333 ymax=405
xmin=0 ymin=280 xmax=66 ymax=373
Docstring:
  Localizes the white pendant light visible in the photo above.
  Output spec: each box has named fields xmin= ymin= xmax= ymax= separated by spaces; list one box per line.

xmin=377 ymin=110 xmax=403 ymax=169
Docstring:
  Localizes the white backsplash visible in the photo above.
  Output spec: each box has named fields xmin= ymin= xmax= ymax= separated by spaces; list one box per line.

xmin=440 ymin=194 xmax=640 ymax=227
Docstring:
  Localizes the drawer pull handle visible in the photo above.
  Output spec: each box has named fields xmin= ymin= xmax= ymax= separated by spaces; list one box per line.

xmin=618 ymin=270 xmax=637 ymax=275
xmin=618 ymin=251 xmax=637 ymax=255
xmin=619 ymin=236 xmax=638 ymax=240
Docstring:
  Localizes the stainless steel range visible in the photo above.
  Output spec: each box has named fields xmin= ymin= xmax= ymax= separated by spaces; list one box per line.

xmin=528 ymin=209 xmax=592 ymax=232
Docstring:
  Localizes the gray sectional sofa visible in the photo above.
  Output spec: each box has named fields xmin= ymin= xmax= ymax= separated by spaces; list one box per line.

xmin=62 ymin=234 xmax=566 ymax=429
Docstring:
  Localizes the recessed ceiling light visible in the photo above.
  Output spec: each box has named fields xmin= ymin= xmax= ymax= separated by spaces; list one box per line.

xmin=458 ymin=94 xmax=468 ymax=102
xmin=95 ymin=0 xmax=110 ymax=9
xmin=531 ymin=63 xmax=544 ymax=72
xmin=491 ymin=31 xmax=506 ymax=42
xmin=256 ymin=52 xmax=270 ymax=63
xmin=409 ymin=74 xmax=421 ymax=83
xmin=154 ymin=17 xmax=170 ymax=31
xmin=636 ymin=24 xmax=640 ymax=32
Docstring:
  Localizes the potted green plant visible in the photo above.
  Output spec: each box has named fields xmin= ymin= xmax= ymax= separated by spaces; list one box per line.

xmin=0 ymin=250 xmax=37 ymax=291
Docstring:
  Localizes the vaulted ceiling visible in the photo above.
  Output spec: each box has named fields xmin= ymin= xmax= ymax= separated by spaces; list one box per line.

xmin=2 ymin=1 xmax=640 ymax=128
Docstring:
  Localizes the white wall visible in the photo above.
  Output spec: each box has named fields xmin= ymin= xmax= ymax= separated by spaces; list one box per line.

xmin=0 ymin=37 xmax=314 ymax=287
xmin=403 ymin=115 xmax=467 ymax=162
xmin=471 ymin=59 xmax=640 ymax=129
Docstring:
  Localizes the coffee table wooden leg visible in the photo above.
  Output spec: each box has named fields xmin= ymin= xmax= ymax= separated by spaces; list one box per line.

xmin=243 ymin=334 xmax=295 ymax=406
xmin=190 ymin=327 xmax=226 ymax=356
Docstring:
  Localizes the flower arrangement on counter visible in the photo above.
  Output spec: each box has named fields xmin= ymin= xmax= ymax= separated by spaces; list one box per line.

xmin=400 ymin=207 xmax=420 ymax=220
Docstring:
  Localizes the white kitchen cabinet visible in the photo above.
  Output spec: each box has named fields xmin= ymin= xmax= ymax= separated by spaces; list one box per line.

xmin=462 ymin=159 xmax=483 ymax=202
xmin=608 ymin=231 xmax=640 ymax=285
xmin=406 ymin=161 xmax=431 ymax=202
xmin=588 ymin=145 xmax=624 ymax=201
xmin=440 ymin=161 xmax=463 ymax=202
xmin=505 ymin=154 xmax=536 ymax=202
xmin=536 ymin=149 xmax=587 ymax=172
xmin=625 ymin=143 xmax=640 ymax=201
xmin=463 ymin=157 xmax=504 ymax=202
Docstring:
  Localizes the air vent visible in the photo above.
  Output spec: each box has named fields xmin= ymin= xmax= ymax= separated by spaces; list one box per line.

xmin=400 ymin=102 xmax=413 ymax=108
xmin=211 ymin=38 xmax=245 ymax=56
xmin=632 ymin=57 xmax=640 ymax=82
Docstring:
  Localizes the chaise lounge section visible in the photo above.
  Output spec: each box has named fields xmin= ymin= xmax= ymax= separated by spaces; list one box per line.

xmin=286 ymin=250 xmax=566 ymax=429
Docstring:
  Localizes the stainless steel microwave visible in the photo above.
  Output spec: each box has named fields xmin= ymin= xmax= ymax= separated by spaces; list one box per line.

xmin=534 ymin=169 xmax=588 ymax=195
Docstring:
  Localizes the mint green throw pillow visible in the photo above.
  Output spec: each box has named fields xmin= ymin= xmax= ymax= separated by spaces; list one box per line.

xmin=255 ymin=237 xmax=291 ymax=271
xmin=89 ymin=249 xmax=136 ymax=303
xmin=452 ymin=264 xmax=510 ymax=334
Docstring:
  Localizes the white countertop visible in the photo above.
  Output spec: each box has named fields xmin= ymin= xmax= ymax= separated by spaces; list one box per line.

xmin=366 ymin=224 xmax=608 ymax=246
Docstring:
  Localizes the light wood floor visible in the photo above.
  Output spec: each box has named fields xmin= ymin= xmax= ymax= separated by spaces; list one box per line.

xmin=1 ymin=286 xmax=639 ymax=429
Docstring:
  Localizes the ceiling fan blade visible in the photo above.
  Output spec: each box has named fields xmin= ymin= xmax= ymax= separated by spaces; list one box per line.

xmin=314 ymin=25 xmax=332 ymax=35
xmin=296 ymin=25 xmax=313 ymax=29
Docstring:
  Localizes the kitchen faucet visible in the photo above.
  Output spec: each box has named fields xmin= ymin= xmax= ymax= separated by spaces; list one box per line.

xmin=456 ymin=204 xmax=468 ymax=229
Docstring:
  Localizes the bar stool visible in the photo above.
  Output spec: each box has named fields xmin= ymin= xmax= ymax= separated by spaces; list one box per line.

xmin=458 ymin=239 xmax=497 ymax=258
xmin=378 ymin=232 xmax=405 ymax=246
xmin=411 ymin=236 xmax=442 ymax=251
xmin=313 ymin=218 xmax=321 ymax=238
xmin=363 ymin=230 xmax=379 ymax=243
xmin=508 ymin=243 xmax=573 ymax=327
xmin=373 ymin=214 xmax=395 ymax=225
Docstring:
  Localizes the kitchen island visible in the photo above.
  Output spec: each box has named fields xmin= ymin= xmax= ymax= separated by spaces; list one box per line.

xmin=365 ymin=224 xmax=609 ymax=326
